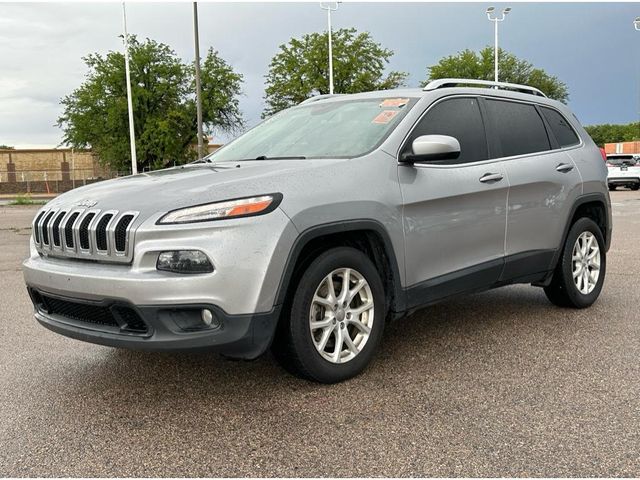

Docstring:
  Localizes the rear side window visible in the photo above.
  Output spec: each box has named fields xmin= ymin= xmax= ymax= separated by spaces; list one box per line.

xmin=404 ymin=97 xmax=488 ymax=164
xmin=540 ymin=107 xmax=580 ymax=147
xmin=487 ymin=99 xmax=550 ymax=157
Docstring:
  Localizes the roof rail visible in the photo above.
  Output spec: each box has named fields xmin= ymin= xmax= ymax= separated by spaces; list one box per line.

xmin=299 ymin=94 xmax=346 ymax=105
xmin=423 ymin=78 xmax=547 ymax=98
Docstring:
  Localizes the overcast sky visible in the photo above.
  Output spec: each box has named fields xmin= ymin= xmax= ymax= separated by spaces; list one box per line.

xmin=1 ymin=1 xmax=639 ymax=148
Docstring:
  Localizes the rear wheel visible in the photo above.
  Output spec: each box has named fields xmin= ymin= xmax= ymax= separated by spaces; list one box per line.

xmin=544 ymin=218 xmax=606 ymax=309
xmin=608 ymin=185 xmax=617 ymax=191
xmin=631 ymin=185 xmax=640 ymax=191
xmin=272 ymin=247 xmax=385 ymax=383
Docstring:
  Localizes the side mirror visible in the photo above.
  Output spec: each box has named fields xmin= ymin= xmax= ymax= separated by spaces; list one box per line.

xmin=402 ymin=135 xmax=461 ymax=163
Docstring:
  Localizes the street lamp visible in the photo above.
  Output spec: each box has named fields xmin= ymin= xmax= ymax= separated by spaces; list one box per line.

xmin=193 ymin=2 xmax=204 ymax=161
xmin=320 ymin=2 xmax=340 ymax=95
xmin=121 ymin=2 xmax=138 ymax=175
xmin=635 ymin=17 xmax=640 ymax=150
xmin=486 ymin=6 xmax=511 ymax=83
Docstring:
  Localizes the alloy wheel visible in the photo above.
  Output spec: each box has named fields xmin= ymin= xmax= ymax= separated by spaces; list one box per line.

xmin=572 ymin=231 xmax=601 ymax=295
xmin=309 ymin=268 xmax=374 ymax=364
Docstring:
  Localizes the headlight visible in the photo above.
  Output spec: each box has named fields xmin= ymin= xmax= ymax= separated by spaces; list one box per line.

xmin=157 ymin=194 xmax=282 ymax=224
xmin=156 ymin=250 xmax=214 ymax=274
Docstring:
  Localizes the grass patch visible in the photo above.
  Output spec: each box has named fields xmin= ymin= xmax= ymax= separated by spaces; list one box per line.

xmin=8 ymin=194 xmax=47 ymax=206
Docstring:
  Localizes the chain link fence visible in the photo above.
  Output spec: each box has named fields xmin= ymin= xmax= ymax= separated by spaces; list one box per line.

xmin=0 ymin=169 xmax=130 ymax=195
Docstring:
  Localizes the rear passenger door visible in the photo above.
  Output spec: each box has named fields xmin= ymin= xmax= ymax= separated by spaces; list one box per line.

xmin=398 ymin=96 xmax=509 ymax=307
xmin=484 ymin=98 xmax=582 ymax=281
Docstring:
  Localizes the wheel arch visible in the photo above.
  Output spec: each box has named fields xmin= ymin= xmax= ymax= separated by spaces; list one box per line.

xmin=273 ymin=220 xmax=406 ymax=317
xmin=550 ymin=192 xmax=611 ymax=272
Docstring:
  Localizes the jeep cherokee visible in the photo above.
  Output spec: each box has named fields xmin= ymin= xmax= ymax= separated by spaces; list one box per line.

xmin=23 ymin=78 xmax=611 ymax=383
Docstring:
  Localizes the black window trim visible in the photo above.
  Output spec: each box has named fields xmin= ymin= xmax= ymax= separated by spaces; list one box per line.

xmin=482 ymin=96 xmax=584 ymax=162
xmin=396 ymin=94 xmax=584 ymax=167
xmin=396 ymin=94 xmax=493 ymax=167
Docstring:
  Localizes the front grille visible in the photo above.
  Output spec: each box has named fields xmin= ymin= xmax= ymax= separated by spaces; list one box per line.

xmin=33 ymin=291 xmax=148 ymax=334
xmin=44 ymin=295 xmax=119 ymax=328
xmin=32 ymin=208 xmax=138 ymax=263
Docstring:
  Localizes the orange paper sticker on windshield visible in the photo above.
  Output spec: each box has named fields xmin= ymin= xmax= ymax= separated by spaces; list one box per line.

xmin=380 ymin=98 xmax=409 ymax=108
xmin=372 ymin=110 xmax=399 ymax=124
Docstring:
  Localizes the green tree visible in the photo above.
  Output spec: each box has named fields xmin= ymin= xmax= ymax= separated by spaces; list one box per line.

xmin=58 ymin=37 xmax=244 ymax=172
xmin=263 ymin=28 xmax=408 ymax=117
xmin=424 ymin=47 xmax=569 ymax=103
xmin=0 ymin=145 xmax=14 ymax=149
xmin=584 ymin=122 xmax=640 ymax=147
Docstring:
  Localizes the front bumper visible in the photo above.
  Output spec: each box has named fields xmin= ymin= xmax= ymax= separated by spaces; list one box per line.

xmin=22 ymin=208 xmax=299 ymax=357
xmin=27 ymin=286 xmax=281 ymax=358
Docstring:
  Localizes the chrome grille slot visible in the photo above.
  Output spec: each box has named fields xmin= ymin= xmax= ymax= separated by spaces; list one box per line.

xmin=115 ymin=214 xmax=134 ymax=253
xmin=96 ymin=214 xmax=113 ymax=251
xmin=32 ymin=207 xmax=139 ymax=264
xmin=41 ymin=211 xmax=55 ymax=246
xmin=33 ymin=211 xmax=45 ymax=244
xmin=51 ymin=211 xmax=67 ymax=247
xmin=63 ymin=212 xmax=80 ymax=249
xmin=78 ymin=213 xmax=96 ymax=250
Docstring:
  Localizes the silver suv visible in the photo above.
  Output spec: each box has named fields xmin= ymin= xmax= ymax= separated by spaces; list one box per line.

xmin=23 ymin=79 xmax=611 ymax=383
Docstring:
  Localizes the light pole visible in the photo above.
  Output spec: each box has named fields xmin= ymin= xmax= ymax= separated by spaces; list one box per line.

xmin=122 ymin=2 xmax=138 ymax=175
xmin=320 ymin=2 xmax=340 ymax=95
xmin=193 ymin=2 xmax=204 ymax=161
xmin=486 ymin=6 xmax=511 ymax=83
xmin=635 ymin=17 xmax=640 ymax=151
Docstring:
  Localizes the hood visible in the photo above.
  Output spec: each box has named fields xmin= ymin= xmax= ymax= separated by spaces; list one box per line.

xmin=46 ymin=159 xmax=345 ymax=218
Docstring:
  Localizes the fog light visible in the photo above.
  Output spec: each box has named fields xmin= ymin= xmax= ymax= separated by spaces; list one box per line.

xmin=201 ymin=308 xmax=213 ymax=326
xmin=156 ymin=250 xmax=213 ymax=274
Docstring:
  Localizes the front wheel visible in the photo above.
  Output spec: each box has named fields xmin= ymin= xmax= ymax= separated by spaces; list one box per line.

xmin=544 ymin=217 xmax=606 ymax=308
xmin=608 ymin=185 xmax=617 ymax=191
xmin=272 ymin=247 xmax=385 ymax=383
xmin=630 ymin=185 xmax=640 ymax=191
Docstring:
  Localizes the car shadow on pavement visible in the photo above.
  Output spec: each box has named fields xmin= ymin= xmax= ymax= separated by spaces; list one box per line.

xmin=47 ymin=284 xmax=570 ymax=402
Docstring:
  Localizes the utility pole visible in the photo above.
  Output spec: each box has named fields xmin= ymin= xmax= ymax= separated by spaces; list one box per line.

xmin=486 ymin=6 xmax=511 ymax=83
xmin=193 ymin=2 xmax=204 ymax=160
xmin=122 ymin=2 xmax=138 ymax=175
xmin=635 ymin=17 xmax=640 ymax=150
xmin=320 ymin=2 xmax=340 ymax=95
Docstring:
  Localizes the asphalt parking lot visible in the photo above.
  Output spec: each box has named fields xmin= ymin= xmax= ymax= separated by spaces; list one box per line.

xmin=1 ymin=192 xmax=639 ymax=477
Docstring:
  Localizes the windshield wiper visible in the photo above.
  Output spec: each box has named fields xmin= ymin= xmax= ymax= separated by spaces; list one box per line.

xmin=255 ymin=155 xmax=306 ymax=160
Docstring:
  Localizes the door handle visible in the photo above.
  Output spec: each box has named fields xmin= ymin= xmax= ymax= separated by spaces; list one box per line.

xmin=556 ymin=163 xmax=574 ymax=173
xmin=479 ymin=173 xmax=504 ymax=183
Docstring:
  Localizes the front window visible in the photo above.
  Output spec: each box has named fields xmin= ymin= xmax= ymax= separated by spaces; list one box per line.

xmin=207 ymin=97 xmax=417 ymax=162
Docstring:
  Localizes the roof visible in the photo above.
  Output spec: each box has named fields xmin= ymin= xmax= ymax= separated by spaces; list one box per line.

xmin=300 ymin=79 xmax=562 ymax=109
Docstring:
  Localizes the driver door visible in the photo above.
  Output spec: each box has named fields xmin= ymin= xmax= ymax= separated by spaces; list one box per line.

xmin=397 ymin=96 xmax=509 ymax=307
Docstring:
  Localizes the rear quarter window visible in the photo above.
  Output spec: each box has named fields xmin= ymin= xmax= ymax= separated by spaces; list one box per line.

xmin=540 ymin=107 xmax=580 ymax=148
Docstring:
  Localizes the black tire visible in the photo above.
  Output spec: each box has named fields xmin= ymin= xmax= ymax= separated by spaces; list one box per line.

xmin=608 ymin=185 xmax=617 ymax=191
xmin=272 ymin=247 xmax=385 ymax=383
xmin=544 ymin=217 xmax=606 ymax=309
xmin=631 ymin=185 xmax=640 ymax=191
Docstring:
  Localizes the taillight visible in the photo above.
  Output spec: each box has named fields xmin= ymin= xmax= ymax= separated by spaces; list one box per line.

xmin=599 ymin=148 xmax=607 ymax=162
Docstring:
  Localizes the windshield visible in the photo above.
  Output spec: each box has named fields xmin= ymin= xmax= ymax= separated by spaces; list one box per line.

xmin=207 ymin=97 xmax=417 ymax=162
